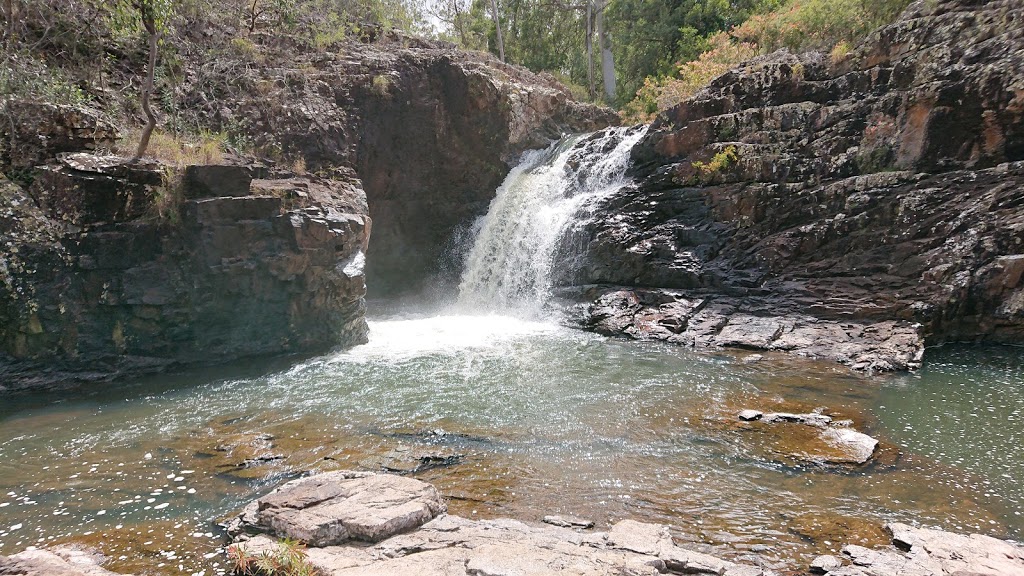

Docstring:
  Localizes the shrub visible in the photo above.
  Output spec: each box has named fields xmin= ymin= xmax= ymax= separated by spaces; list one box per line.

xmin=732 ymin=0 xmax=913 ymax=54
xmin=0 ymin=51 xmax=90 ymax=106
xmin=228 ymin=539 xmax=321 ymax=576
xmin=692 ymin=144 xmax=739 ymax=176
xmin=621 ymin=32 xmax=756 ymax=124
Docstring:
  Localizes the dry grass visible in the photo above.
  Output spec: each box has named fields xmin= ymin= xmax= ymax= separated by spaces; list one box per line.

xmin=117 ymin=129 xmax=226 ymax=167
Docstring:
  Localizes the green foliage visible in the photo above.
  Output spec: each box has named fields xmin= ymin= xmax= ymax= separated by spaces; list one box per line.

xmin=732 ymin=0 xmax=913 ymax=53
xmin=692 ymin=145 xmax=739 ymax=175
xmin=370 ymin=73 xmax=393 ymax=97
xmin=229 ymin=539 xmax=321 ymax=576
xmin=620 ymin=0 xmax=910 ymax=121
xmin=606 ymin=0 xmax=778 ymax=105
xmin=620 ymin=32 xmax=756 ymax=124
xmin=106 ymin=0 xmax=175 ymax=39
xmin=0 ymin=51 xmax=90 ymax=106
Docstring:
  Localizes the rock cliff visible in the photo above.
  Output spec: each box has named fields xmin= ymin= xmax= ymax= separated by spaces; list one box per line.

xmin=176 ymin=34 xmax=617 ymax=294
xmin=0 ymin=35 xmax=615 ymax=390
xmin=0 ymin=129 xmax=370 ymax=391
xmin=569 ymin=0 xmax=1024 ymax=370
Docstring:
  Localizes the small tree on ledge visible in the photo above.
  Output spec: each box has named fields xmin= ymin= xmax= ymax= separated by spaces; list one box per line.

xmin=109 ymin=0 xmax=173 ymax=162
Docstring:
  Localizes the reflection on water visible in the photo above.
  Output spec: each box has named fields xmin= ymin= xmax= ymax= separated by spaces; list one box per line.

xmin=0 ymin=312 xmax=1021 ymax=574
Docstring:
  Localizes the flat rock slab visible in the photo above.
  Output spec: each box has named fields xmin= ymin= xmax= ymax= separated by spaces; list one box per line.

xmin=0 ymin=546 xmax=130 ymax=576
xmin=240 ymin=471 xmax=446 ymax=546
xmin=814 ymin=522 xmax=1024 ymax=576
xmin=233 ymin=515 xmax=770 ymax=576
xmin=542 ymin=515 xmax=595 ymax=529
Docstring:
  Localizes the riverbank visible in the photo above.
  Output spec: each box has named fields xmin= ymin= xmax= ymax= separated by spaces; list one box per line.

xmin=5 ymin=470 xmax=1021 ymax=576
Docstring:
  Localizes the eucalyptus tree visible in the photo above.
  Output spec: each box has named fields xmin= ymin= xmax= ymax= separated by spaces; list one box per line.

xmin=109 ymin=0 xmax=174 ymax=160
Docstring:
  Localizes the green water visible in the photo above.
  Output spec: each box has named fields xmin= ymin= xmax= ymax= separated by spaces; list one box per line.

xmin=0 ymin=309 xmax=1021 ymax=574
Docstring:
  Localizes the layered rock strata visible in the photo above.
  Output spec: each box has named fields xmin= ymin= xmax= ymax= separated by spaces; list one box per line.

xmin=0 ymin=145 xmax=370 ymax=391
xmin=568 ymin=0 xmax=1024 ymax=370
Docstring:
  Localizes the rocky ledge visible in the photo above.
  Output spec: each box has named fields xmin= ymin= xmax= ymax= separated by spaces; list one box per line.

xmin=0 ymin=113 xmax=370 ymax=390
xmin=221 ymin=471 xmax=1024 ymax=576
xmin=562 ymin=0 xmax=1024 ymax=370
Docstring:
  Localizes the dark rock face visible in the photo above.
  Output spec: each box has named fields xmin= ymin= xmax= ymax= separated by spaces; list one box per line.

xmin=569 ymin=0 xmax=1024 ymax=369
xmin=180 ymin=39 xmax=618 ymax=295
xmin=0 ymin=154 xmax=369 ymax=391
xmin=0 ymin=101 xmax=118 ymax=178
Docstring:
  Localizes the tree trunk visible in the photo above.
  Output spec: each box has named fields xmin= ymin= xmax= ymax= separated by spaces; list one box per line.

xmin=134 ymin=27 xmax=160 ymax=161
xmin=451 ymin=0 xmax=467 ymax=46
xmin=249 ymin=0 xmax=259 ymax=33
xmin=488 ymin=0 xmax=504 ymax=62
xmin=3 ymin=0 xmax=14 ymax=49
xmin=586 ymin=0 xmax=594 ymax=100
xmin=596 ymin=0 xmax=616 ymax=102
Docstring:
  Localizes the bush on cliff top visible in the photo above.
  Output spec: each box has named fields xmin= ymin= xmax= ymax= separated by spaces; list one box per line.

xmin=620 ymin=0 xmax=913 ymax=124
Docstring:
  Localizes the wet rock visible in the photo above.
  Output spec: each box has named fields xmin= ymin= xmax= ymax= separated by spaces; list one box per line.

xmin=738 ymin=410 xmax=763 ymax=421
xmin=826 ymin=522 xmax=1024 ymax=576
xmin=762 ymin=412 xmax=832 ymax=428
xmin=0 ymin=546 xmax=131 ymax=576
xmin=810 ymin=554 xmax=843 ymax=573
xmin=234 ymin=471 xmax=446 ymax=546
xmin=820 ymin=428 xmax=878 ymax=465
xmin=359 ymin=445 xmax=465 ymax=475
xmin=542 ymin=515 xmax=595 ymax=529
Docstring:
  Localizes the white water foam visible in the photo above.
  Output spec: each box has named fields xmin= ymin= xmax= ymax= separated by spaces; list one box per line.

xmin=332 ymin=314 xmax=567 ymax=363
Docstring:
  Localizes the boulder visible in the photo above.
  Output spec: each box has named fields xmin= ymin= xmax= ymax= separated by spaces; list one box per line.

xmin=234 ymin=471 xmax=446 ymax=546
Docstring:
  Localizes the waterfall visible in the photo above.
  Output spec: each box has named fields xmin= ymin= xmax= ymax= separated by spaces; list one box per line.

xmin=457 ymin=125 xmax=648 ymax=314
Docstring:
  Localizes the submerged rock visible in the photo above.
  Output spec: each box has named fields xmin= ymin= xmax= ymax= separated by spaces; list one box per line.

xmin=0 ymin=546 xmax=131 ymax=576
xmin=736 ymin=406 xmax=880 ymax=466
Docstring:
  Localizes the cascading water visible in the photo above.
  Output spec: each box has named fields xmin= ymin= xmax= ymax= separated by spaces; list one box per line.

xmin=457 ymin=125 xmax=648 ymax=314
